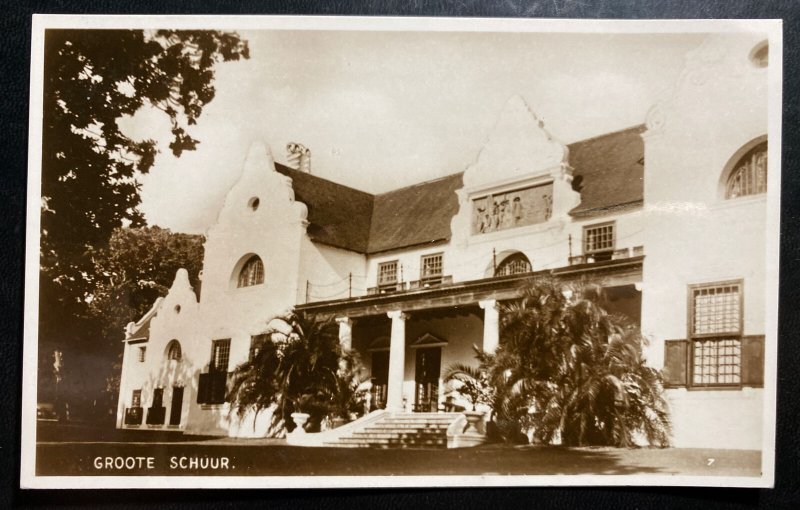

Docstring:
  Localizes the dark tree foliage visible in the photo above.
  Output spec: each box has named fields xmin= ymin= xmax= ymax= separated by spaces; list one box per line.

xmin=89 ymin=226 xmax=204 ymax=344
xmin=39 ymin=29 xmax=248 ymax=350
xmin=229 ymin=311 xmax=367 ymax=436
xmin=484 ymin=277 xmax=671 ymax=447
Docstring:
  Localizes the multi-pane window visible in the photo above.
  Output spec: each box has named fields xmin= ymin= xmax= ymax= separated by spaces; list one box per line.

xmin=210 ymin=339 xmax=231 ymax=372
xmin=378 ymin=260 xmax=399 ymax=290
xmin=495 ymin=252 xmax=532 ymax=276
xmin=420 ymin=253 xmax=444 ymax=284
xmin=689 ymin=281 xmax=743 ymax=386
xmin=166 ymin=340 xmax=182 ymax=361
xmin=138 ymin=346 xmax=146 ymax=362
xmin=131 ymin=389 xmax=142 ymax=408
xmin=726 ymin=141 xmax=767 ymax=199
xmin=237 ymin=255 xmax=264 ymax=288
xmin=583 ymin=222 xmax=615 ymax=261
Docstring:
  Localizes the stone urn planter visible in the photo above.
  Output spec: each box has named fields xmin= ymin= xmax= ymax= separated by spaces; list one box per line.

xmin=290 ymin=412 xmax=310 ymax=435
xmin=462 ymin=410 xmax=485 ymax=435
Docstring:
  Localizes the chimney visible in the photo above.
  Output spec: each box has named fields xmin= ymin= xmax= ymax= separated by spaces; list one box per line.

xmin=286 ymin=142 xmax=311 ymax=173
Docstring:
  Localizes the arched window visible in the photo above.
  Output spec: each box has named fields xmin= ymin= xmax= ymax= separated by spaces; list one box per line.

xmin=726 ymin=141 xmax=767 ymax=199
xmin=237 ymin=255 xmax=264 ymax=288
xmin=166 ymin=340 xmax=182 ymax=361
xmin=495 ymin=252 xmax=532 ymax=276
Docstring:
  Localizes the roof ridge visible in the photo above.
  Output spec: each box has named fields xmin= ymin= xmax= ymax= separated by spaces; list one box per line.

xmin=373 ymin=171 xmax=464 ymax=197
xmin=567 ymin=124 xmax=645 ymax=146
xmin=274 ymin=162 xmax=376 ymax=199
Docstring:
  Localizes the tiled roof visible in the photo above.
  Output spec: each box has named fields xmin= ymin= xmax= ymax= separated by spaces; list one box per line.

xmin=568 ymin=125 xmax=645 ymax=217
xmin=367 ymin=173 xmax=463 ymax=254
xmin=275 ymin=163 xmax=374 ymax=253
xmin=276 ymin=126 xmax=644 ymax=253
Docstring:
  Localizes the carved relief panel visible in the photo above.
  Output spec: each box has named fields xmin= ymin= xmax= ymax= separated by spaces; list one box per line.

xmin=471 ymin=182 xmax=554 ymax=234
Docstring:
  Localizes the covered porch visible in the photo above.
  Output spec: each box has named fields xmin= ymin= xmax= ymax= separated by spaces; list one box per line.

xmin=297 ymin=257 xmax=644 ymax=416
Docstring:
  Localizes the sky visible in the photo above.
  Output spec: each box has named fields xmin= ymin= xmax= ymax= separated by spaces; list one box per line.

xmin=120 ymin=29 xmax=707 ymax=234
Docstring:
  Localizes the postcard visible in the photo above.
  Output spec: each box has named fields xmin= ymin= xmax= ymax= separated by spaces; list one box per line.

xmin=21 ymin=15 xmax=781 ymax=489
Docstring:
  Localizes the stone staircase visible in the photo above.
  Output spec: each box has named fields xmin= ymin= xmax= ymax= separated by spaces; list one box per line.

xmin=325 ymin=412 xmax=460 ymax=449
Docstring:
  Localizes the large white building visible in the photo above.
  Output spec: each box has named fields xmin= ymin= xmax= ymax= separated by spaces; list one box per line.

xmin=116 ymin=34 xmax=770 ymax=449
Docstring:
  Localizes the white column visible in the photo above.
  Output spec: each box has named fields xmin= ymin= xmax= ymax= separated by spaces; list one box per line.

xmin=479 ymin=299 xmax=500 ymax=354
xmin=386 ymin=310 xmax=409 ymax=412
xmin=335 ymin=317 xmax=353 ymax=351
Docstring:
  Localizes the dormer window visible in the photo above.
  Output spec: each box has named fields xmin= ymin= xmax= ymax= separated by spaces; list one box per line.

xmin=583 ymin=222 xmax=615 ymax=262
xmin=725 ymin=141 xmax=767 ymax=199
xmin=237 ymin=255 xmax=264 ymax=288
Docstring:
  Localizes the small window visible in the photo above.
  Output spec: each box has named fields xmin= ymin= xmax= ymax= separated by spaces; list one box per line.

xmin=583 ymin=222 xmax=615 ymax=261
xmin=689 ymin=281 xmax=743 ymax=386
xmin=138 ymin=346 xmax=146 ymax=363
xmin=237 ymin=255 xmax=264 ymax=288
xmin=248 ymin=197 xmax=260 ymax=211
xmin=495 ymin=252 xmax=532 ymax=276
xmin=131 ymin=389 xmax=142 ymax=408
xmin=726 ymin=141 xmax=767 ymax=199
xmin=420 ymin=253 xmax=443 ymax=284
xmin=166 ymin=340 xmax=182 ymax=361
xmin=210 ymin=339 xmax=231 ymax=372
xmin=378 ymin=260 xmax=399 ymax=291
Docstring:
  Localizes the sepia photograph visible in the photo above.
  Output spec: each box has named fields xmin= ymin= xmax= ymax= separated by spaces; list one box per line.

xmin=20 ymin=15 xmax=782 ymax=489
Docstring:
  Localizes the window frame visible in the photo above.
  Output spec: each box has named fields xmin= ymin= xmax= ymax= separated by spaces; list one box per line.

xmin=137 ymin=346 xmax=146 ymax=363
xmin=377 ymin=260 xmax=399 ymax=290
xmin=131 ymin=389 xmax=142 ymax=408
xmin=724 ymin=141 xmax=768 ymax=200
xmin=582 ymin=221 xmax=616 ymax=258
xmin=209 ymin=338 xmax=231 ymax=373
xmin=420 ymin=252 xmax=444 ymax=284
xmin=495 ymin=252 xmax=532 ymax=276
xmin=237 ymin=255 xmax=265 ymax=288
xmin=249 ymin=334 xmax=268 ymax=362
xmin=166 ymin=340 xmax=182 ymax=361
xmin=687 ymin=279 xmax=745 ymax=388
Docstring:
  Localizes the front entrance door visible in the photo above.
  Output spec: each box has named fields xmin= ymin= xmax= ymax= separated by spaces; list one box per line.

xmin=370 ymin=351 xmax=389 ymax=411
xmin=169 ymin=386 xmax=184 ymax=426
xmin=414 ymin=347 xmax=441 ymax=412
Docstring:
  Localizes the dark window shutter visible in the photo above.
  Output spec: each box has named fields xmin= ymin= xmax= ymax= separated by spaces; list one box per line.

xmin=741 ymin=335 xmax=765 ymax=387
xmin=197 ymin=373 xmax=209 ymax=404
xmin=663 ymin=339 xmax=688 ymax=387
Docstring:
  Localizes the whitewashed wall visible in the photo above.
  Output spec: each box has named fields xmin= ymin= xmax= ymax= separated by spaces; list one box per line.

xmin=641 ymin=33 xmax=769 ymax=449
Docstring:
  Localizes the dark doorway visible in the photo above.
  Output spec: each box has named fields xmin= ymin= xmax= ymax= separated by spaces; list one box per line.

xmin=414 ymin=347 xmax=441 ymax=412
xmin=169 ymin=386 xmax=184 ymax=426
xmin=370 ymin=351 xmax=389 ymax=410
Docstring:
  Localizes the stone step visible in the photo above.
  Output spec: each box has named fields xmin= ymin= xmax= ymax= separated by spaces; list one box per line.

xmin=337 ymin=437 xmax=446 ymax=446
xmin=362 ymin=425 xmax=449 ymax=432
xmin=367 ymin=420 xmax=452 ymax=428
xmin=351 ymin=431 xmax=445 ymax=440
xmin=389 ymin=414 xmax=458 ymax=420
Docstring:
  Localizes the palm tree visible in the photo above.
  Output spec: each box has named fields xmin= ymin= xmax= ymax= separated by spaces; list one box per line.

xmin=228 ymin=311 xmax=364 ymax=435
xmin=491 ymin=276 xmax=670 ymax=447
xmin=443 ymin=357 xmax=493 ymax=412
